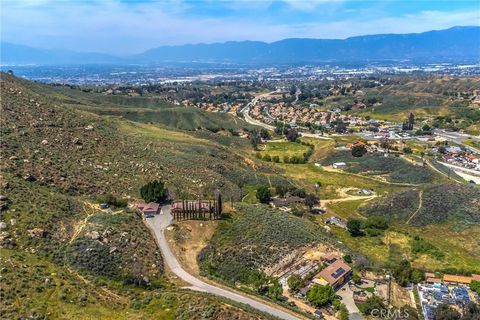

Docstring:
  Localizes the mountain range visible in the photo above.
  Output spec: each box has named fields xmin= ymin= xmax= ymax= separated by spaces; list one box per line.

xmin=1 ymin=26 xmax=479 ymax=65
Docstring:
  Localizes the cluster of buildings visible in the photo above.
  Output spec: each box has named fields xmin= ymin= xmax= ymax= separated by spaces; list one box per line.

xmin=137 ymin=199 xmax=221 ymax=220
xmin=418 ymin=273 xmax=480 ymax=320
xmin=280 ymin=253 xmax=353 ymax=295
xmin=441 ymin=147 xmax=480 ymax=172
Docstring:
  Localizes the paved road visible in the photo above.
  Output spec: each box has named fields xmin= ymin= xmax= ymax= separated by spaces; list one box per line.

xmin=145 ymin=205 xmax=301 ymax=320
xmin=434 ymin=129 xmax=480 ymax=154
xmin=337 ymin=284 xmax=363 ymax=320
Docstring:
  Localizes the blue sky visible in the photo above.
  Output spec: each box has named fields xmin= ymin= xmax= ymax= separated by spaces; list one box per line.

xmin=1 ymin=0 xmax=479 ymax=54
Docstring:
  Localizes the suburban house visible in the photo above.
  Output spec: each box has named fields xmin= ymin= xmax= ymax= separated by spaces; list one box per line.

xmin=313 ymin=260 xmax=352 ymax=289
xmin=137 ymin=202 xmax=160 ymax=218
xmin=270 ymin=196 xmax=304 ymax=208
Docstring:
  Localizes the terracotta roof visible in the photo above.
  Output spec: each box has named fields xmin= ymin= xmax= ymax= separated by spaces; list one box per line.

xmin=316 ymin=260 xmax=351 ymax=286
xmin=141 ymin=202 xmax=160 ymax=213
xmin=443 ymin=274 xmax=473 ymax=284
xmin=426 ymin=278 xmax=442 ymax=283
xmin=425 ymin=272 xmax=436 ymax=278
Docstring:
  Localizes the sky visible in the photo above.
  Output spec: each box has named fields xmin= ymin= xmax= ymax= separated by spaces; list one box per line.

xmin=1 ymin=0 xmax=479 ymax=54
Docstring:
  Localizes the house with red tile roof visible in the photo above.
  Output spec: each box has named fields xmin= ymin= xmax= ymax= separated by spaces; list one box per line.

xmin=137 ymin=202 xmax=160 ymax=218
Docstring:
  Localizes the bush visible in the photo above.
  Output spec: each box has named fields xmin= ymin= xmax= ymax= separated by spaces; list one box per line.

xmin=347 ymin=219 xmax=363 ymax=237
xmin=97 ymin=194 xmax=128 ymax=208
xmin=470 ymin=280 xmax=480 ymax=294
xmin=255 ymin=186 xmax=271 ymax=203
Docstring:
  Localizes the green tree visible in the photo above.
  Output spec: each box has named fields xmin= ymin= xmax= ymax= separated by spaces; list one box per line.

xmin=272 ymin=155 xmax=280 ymax=163
xmin=140 ymin=180 xmax=168 ymax=203
xmin=306 ymin=284 xmax=335 ymax=307
xmin=403 ymin=147 xmax=413 ymax=154
xmin=287 ymin=274 xmax=305 ymax=292
xmin=351 ymin=144 xmax=367 ymax=157
xmin=463 ymin=302 xmax=480 ymax=320
xmin=360 ymin=296 xmax=386 ymax=316
xmin=267 ymin=279 xmax=283 ymax=300
xmin=286 ymin=129 xmax=299 ymax=142
xmin=215 ymin=192 xmax=223 ymax=216
xmin=250 ymin=129 xmax=261 ymax=150
xmin=256 ymin=186 xmax=271 ymax=203
xmin=304 ymin=193 xmax=320 ymax=210
xmin=393 ymin=260 xmax=413 ymax=287
xmin=347 ymin=219 xmax=363 ymax=237
xmin=340 ymin=304 xmax=349 ymax=320
xmin=411 ymin=269 xmax=425 ymax=283
xmin=470 ymin=280 xmax=480 ymax=294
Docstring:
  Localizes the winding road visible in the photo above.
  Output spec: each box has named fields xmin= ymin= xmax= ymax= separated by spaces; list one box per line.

xmin=145 ymin=205 xmax=301 ymax=320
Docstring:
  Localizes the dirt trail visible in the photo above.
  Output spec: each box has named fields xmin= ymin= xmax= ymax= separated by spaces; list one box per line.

xmin=66 ymin=267 xmax=125 ymax=304
xmin=322 ymin=166 xmax=420 ymax=187
xmin=322 ymin=188 xmax=378 ymax=204
xmin=406 ymin=190 xmax=423 ymax=225
xmin=69 ymin=201 xmax=97 ymax=244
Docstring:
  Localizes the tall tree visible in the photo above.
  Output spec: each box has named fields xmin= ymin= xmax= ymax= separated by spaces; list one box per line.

xmin=215 ymin=192 xmax=222 ymax=217
xmin=140 ymin=180 xmax=168 ymax=203
xmin=408 ymin=112 xmax=415 ymax=130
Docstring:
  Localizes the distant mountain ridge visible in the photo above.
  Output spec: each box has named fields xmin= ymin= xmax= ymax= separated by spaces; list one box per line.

xmin=2 ymin=26 xmax=479 ymax=65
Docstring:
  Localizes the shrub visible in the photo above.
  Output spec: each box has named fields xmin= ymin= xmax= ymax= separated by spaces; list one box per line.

xmin=347 ymin=219 xmax=363 ymax=237
xmin=287 ymin=274 xmax=305 ymax=292
xmin=471 ymin=280 xmax=480 ymax=294
xmin=97 ymin=194 xmax=128 ymax=208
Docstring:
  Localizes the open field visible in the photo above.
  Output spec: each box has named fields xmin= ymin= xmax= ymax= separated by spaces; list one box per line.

xmin=277 ymin=163 xmax=407 ymax=199
xmin=257 ymin=141 xmax=311 ymax=161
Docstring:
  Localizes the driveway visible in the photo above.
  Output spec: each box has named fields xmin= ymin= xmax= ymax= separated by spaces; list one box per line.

xmin=337 ymin=284 xmax=363 ymax=320
xmin=145 ymin=205 xmax=301 ymax=320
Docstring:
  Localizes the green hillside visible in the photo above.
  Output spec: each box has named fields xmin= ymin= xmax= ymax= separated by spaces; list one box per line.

xmin=198 ymin=203 xmax=330 ymax=285
xmin=0 ymin=73 xmax=281 ymax=319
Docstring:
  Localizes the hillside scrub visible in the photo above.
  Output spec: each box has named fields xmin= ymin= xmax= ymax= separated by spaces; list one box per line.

xmin=362 ymin=183 xmax=480 ymax=227
xmin=198 ymin=203 xmax=329 ymax=286
xmin=321 ymin=151 xmax=434 ymax=184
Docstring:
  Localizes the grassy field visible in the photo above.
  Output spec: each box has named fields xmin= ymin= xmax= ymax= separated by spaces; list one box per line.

xmin=277 ymin=163 xmax=407 ymax=199
xmin=257 ymin=141 xmax=311 ymax=161
xmin=463 ymin=138 xmax=480 ymax=149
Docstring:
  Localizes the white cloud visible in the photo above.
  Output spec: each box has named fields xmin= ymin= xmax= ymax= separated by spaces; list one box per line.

xmin=1 ymin=0 xmax=478 ymax=54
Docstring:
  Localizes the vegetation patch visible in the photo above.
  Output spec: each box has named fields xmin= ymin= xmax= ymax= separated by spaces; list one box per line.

xmin=198 ymin=203 xmax=328 ymax=286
